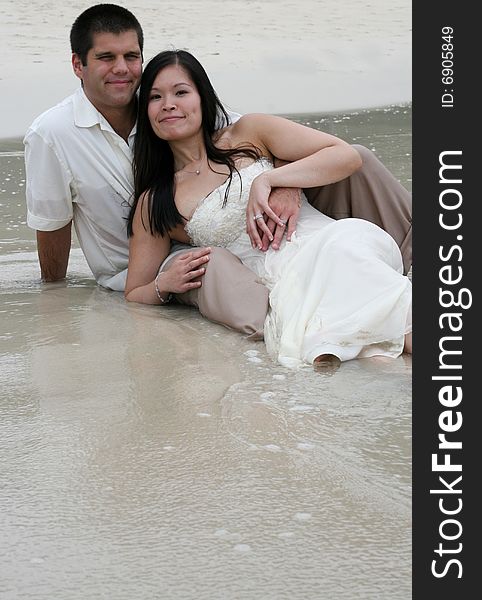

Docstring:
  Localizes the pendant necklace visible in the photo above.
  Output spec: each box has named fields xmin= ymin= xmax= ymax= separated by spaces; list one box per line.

xmin=179 ymin=157 xmax=206 ymax=176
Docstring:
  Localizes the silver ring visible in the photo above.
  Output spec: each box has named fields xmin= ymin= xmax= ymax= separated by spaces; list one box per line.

xmin=253 ymin=213 xmax=264 ymax=220
xmin=279 ymin=219 xmax=287 ymax=225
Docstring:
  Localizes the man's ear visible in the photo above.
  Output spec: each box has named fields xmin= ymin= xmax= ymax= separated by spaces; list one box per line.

xmin=72 ymin=53 xmax=84 ymax=80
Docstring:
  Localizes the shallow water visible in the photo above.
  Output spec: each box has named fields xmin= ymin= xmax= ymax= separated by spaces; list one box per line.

xmin=0 ymin=107 xmax=412 ymax=599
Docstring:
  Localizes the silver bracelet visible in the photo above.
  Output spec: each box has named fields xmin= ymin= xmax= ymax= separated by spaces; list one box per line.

xmin=154 ymin=272 xmax=172 ymax=305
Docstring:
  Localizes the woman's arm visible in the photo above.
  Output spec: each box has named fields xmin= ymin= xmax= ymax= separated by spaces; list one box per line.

xmin=232 ymin=114 xmax=362 ymax=247
xmin=125 ymin=192 xmax=212 ymax=304
xmin=239 ymin=113 xmax=361 ymax=187
xmin=125 ymin=192 xmax=172 ymax=304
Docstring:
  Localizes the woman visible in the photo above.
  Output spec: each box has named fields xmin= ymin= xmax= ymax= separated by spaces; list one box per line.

xmin=126 ymin=50 xmax=412 ymax=368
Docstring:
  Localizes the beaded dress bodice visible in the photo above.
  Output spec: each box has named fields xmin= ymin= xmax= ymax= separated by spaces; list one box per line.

xmin=185 ymin=159 xmax=272 ymax=248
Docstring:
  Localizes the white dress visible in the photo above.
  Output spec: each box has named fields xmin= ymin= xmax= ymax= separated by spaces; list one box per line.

xmin=185 ymin=159 xmax=412 ymax=368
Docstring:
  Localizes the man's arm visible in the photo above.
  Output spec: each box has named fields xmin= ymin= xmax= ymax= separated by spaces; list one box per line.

xmin=36 ymin=222 xmax=72 ymax=281
xmin=260 ymin=148 xmax=412 ymax=273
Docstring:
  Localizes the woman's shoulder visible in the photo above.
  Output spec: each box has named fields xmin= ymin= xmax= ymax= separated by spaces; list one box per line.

xmin=229 ymin=113 xmax=291 ymax=139
xmin=216 ymin=113 xmax=260 ymax=131
xmin=232 ymin=113 xmax=277 ymax=129
xmin=216 ymin=113 xmax=276 ymax=149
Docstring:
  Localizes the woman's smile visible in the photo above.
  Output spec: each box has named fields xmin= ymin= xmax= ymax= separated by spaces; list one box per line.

xmin=160 ymin=115 xmax=184 ymax=123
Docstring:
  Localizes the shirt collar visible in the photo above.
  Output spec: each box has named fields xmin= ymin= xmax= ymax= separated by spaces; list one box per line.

xmin=73 ymin=88 xmax=104 ymax=128
xmin=73 ymin=87 xmax=137 ymax=141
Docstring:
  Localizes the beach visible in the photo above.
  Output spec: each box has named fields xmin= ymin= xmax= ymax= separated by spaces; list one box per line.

xmin=0 ymin=0 xmax=411 ymax=138
xmin=0 ymin=1 xmax=412 ymax=598
xmin=0 ymin=106 xmax=412 ymax=599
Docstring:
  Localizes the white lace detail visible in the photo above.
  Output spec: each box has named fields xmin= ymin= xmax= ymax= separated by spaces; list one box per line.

xmin=185 ymin=158 xmax=273 ymax=248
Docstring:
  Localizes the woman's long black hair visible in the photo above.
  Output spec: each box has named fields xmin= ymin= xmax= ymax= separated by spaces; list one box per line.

xmin=127 ymin=49 xmax=261 ymax=238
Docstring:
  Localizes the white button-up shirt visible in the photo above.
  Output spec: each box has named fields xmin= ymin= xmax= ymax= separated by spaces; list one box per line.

xmin=24 ymin=88 xmax=135 ymax=290
xmin=24 ymin=88 xmax=241 ymax=291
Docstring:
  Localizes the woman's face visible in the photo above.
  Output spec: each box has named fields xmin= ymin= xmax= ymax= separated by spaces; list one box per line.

xmin=147 ymin=64 xmax=202 ymax=141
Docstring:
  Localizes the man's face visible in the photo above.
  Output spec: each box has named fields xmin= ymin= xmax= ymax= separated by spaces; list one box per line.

xmin=72 ymin=30 xmax=142 ymax=113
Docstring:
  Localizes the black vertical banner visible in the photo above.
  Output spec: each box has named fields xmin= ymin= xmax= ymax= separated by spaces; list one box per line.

xmin=413 ymin=2 xmax=476 ymax=597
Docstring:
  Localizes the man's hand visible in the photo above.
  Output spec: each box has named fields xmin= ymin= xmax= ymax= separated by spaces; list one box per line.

xmin=261 ymin=187 xmax=301 ymax=251
xmin=246 ymin=155 xmax=302 ymax=251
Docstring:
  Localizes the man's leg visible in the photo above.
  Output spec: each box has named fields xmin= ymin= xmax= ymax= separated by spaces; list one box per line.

xmin=304 ymin=144 xmax=412 ymax=274
xmin=162 ymin=247 xmax=269 ymax=340
xmin=160 ymin=145 xmax=411 ymax=340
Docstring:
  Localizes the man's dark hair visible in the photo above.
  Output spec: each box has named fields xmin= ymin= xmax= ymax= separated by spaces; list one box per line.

xmin=70 ymin=3 xmax=144 ymax=65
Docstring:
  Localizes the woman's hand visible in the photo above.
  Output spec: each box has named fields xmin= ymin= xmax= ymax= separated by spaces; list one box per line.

xmin=246 ymin=174 xmax=286 ymax=250
xmin=157 ymin=247 xmax=212 ymax=295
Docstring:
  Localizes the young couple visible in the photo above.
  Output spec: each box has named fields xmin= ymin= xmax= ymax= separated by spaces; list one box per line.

xmin=24 ymin=4 xmax=412 ymax=368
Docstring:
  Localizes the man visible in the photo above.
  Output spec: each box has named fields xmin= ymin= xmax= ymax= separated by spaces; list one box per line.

xmin=24 ymin=4 xmax=411 ymax=340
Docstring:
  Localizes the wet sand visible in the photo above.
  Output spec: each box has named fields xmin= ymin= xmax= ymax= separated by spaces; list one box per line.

xmin=0 ymin=107 xmax=412 ymax=599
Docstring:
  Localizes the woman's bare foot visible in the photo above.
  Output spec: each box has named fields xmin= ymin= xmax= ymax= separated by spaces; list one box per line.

xmin=403 ymin=332 xmax=412 ymax=354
